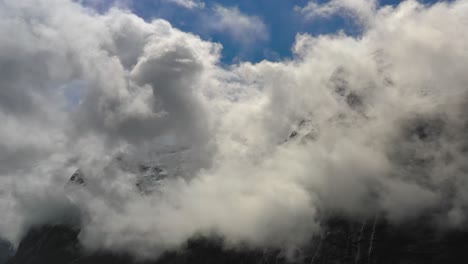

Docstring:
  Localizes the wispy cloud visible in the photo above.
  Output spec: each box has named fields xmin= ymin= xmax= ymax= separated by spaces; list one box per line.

xmin=295 ymin=0 xmax=377 ymax=25
xmin=163 ymin=0 xmax=205 ymax=9
xmin=205 ymin=5 xmax=269 ymax=46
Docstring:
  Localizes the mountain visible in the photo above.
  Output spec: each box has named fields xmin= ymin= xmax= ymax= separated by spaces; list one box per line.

xmin=0 ymin=239 xmax=13 ymax=264
xmin=7 ymin=213 xmax=468 ymax=264
xmin=6 ymin=121 xmax=468 ymax=264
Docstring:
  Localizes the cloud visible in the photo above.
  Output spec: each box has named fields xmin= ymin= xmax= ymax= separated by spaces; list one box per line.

xmin=204 ymin=5 xmax=269 ymax=46
xmin=296 ymin=0 xmax=377 ymax=25
xmin=163 ymin=0 xmax=205 ymax=9
xmin=1 ymin=0 xmax=468 ymax=261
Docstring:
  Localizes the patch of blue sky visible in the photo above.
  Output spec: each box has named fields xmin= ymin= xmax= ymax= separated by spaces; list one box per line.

xmin=79 ymin=0 xmax=448 ymax=64
xmin=61 ymin=79 xmax=87 ymax=110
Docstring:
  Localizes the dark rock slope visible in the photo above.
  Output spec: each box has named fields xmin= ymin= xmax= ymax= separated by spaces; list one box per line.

xmin=6 ymin=215 xmax=468 ymax=264
xmin=0 ymin=240 xmax=13 ymax=264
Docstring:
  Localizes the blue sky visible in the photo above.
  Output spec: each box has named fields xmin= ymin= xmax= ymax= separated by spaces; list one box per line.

xmin=82 ymin=0 xmax=444 ymax=64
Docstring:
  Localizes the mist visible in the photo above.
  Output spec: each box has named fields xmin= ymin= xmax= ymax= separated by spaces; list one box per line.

xmin=1 ymin=0 xmax=468 ymax=259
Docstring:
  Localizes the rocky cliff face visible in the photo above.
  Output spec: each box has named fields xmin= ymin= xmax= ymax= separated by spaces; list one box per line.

xmin=6 ymin=214 xmax=468 ymax=264
xmin=0 ymin=240 xmax=13 ymax=264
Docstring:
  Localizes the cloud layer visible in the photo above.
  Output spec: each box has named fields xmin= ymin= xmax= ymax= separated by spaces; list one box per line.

xmin=1 ymin=0 xmax=468 ymax=260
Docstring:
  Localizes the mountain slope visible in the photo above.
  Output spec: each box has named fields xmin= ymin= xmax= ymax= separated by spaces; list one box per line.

xmin=0 ymin=240 xmax=13 ymax=264
xmin=7 ymin=215 xmax=468 ymax=264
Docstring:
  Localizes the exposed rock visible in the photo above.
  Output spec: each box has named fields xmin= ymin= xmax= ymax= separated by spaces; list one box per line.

xmin=0 ymin=239 xmax=13 ymax=264
xmin=287 ymin=119 xmax=319 ymax=143
xmin=68 ymin=169 xmax=85 ymax=186
xmin=6 ymin=225 xmax=80 ymax=264
xmin=7 ymin=215 xmax=468 ymax=264
xmin=136 ymin=165 xmax=168 ymax=195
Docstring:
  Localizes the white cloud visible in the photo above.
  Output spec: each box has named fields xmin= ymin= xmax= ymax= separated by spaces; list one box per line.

xmin=1 ymin=0 xmax=468 ymax=261
xmin=296 ymin=0 xmax=377 ymax=25
xmin=205 ymin=5 xmax=269 ymax=46
xmin=163 ymin=0 xmax=205 ymax=9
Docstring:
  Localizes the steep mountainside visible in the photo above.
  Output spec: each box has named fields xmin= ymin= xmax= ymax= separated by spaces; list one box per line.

xmin=7 ymin=215 xmax=468 ymax=264
xmin=0 ymin=240 xmax=13 ymax=264
xmin=6 ymin=120 xmax=468 ymax=264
